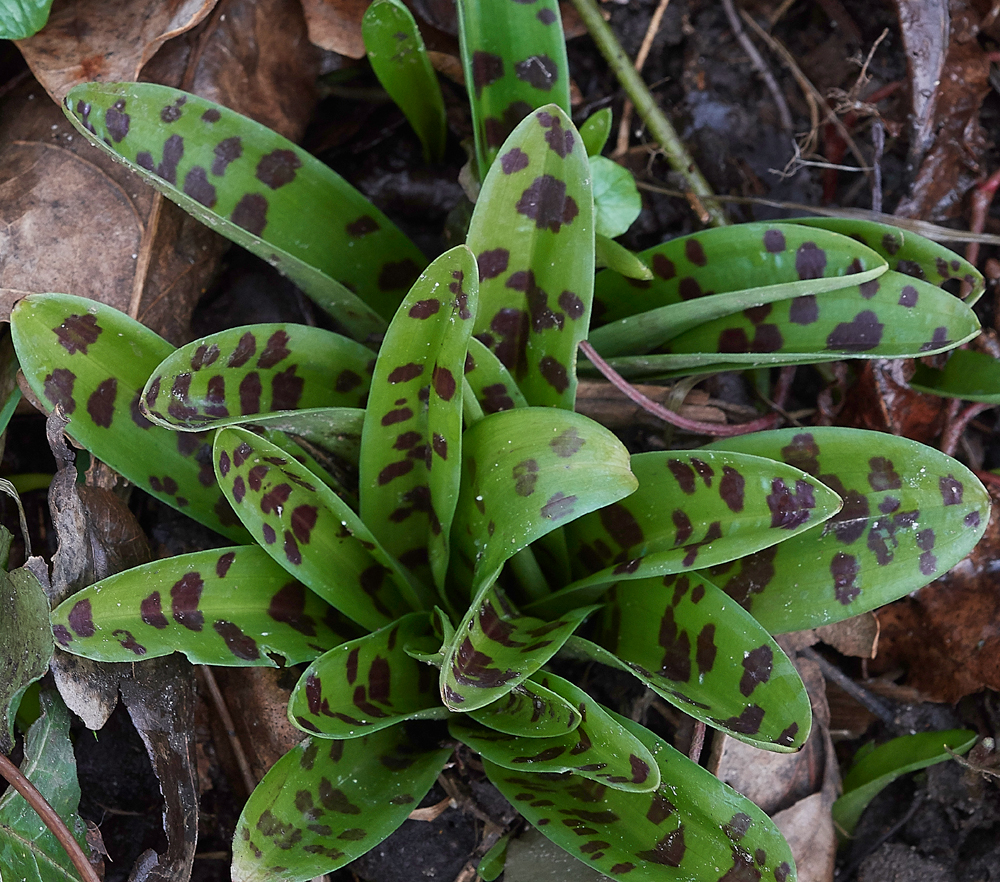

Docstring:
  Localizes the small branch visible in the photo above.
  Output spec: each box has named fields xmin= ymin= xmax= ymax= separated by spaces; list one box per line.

xmin=569 ymin=0 xmax=729 ymax=227
xmin=964 ymin=167 xmax=1000 ymax=281
xmin=613 ymin=0 xmax=672 ymax=156
xmin=941 ymin=402 xmax=994 ymax=458
xmin=688 ymin=720 xmax=706 ymax=762
xmin=0 ymin=750 xmax=101 ymax=882
xmin=197 ymin=667 xmax=257 ymax=797
xmin=799 ymin=646 xmax=902 ymax=733
xmin=579 ymin=341 xmax=782 ymax=436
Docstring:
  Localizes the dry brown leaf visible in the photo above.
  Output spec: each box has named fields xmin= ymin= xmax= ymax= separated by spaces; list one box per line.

xmin=16 ymin=0 xmax=219 ymax=105
xmin=772 ymin=792 xmax=837 ymax=882
xmin=300 ymin=0 xmax=371 ymax=58
xmin=815 ymin=612 xmax=879 ymax=660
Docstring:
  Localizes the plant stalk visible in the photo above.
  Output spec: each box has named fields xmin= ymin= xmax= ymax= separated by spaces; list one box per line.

xmin=569 ymin=0 xmax=729 ymax=227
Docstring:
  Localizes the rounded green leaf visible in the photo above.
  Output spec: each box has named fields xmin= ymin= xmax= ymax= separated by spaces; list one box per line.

xmin=142 ymin=324 xmax=373 ymax=430
xmin=10 ymin=292 xmax=248 ymax=542
xmin=910 ymin=348 xmax=1000 ymax=403
xmin=703 ymin=428 xmax=991 ymax=632
xmin=50 ymin=546 xmax=358 ymax=666
xmin=591 ymin=155 xmax=641 ymax=239
xmin=0 ymin=0 xmax=53 ymax=38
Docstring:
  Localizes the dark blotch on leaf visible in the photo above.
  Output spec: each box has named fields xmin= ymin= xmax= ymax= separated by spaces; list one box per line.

xmin=940 ymin=475 xmax=964 ymax=505
xmin=516 ymin=175 xmax=578 ymax=233
xmin=652 ymin=254 xmax=675 ymax=279
xmin=478 ymin=248 xmax=510 ymax=278
xmin=795 ymin=241 xmax=827 ymax=279
xmin=214 ymin=620 xmax=260 ymax=660
xmin=141 ymin=592 xmax=168 ymax=629
xmin=256 ymin=149 xmax=301 ymax=189
xmin=231 ymin=193 xmax=268 ymax=236
xmin=763 ymin=229 xmax=786 ymax=252
xmin=212 ymin=137 xmax=242 ymax=175
xmin=43 ymin=369 xmax=76 ymax=414
xmin=258 ymin=330 xmax=291 ymax=368
xmin=826 ymin=310 xmax=884 ymax=352
xmin=831 ymin=551 xmax=860 ymax=604
xmin=433 ymin=366 xmax=456 ymax=400
xmin=667 ymin=459 xmax=696 ymax=494
xmin=104 ymin=102 xmax=130 ymax=142
xmin=408 ymin=298 xmax=441 ymax=319
xmin=171 ymin=572 xmax=205 ymax=631
xmin=538 ymin=356 xmax=568 ymax=392
xmin=500 ymin=148 xmax=530 ymax=174
xmin=789 ymin=294 xmax=818 ymax=325
xmin=54 ymin=313 xmax=101 ymax=355
xmin=636 ymin=827 xmax=686 ymax=867
xmin=471 ymin=51 xmax=504 ymax=96
xmin=513 ymin=459 xmax=539 ymax=496
xmin=720 ymin=466 xmax=745 ymax=512
xmin=183 ymin=166 xmax=216 ymax=207
xmin=541 ymin=492 xmax=576 ymax=520
xmin=346 ymin=215 xmax=379 ymax=237
xmin=68 ymin=599 xmax=95 ymax=637
xmin=515 ymin=55 xmax=559 ymax=91
xmin=868 ymin=456 xmax=902 ymax=491
xmin=739 ymin=645 xmax=773 ymax=696
xmin=86 ymin=377 xmax=117 ymax=428
xmin=684 ymin=238 xmax=707 ymax=267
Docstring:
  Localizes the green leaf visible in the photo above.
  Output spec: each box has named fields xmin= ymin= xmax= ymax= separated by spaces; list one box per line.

xmin=10 ymin=293 xmax=248 ymax=542
xmin=466 ymin=105 xmax=594 ymax=409
xmin=590 ymin=156 xmax=641 ymax=239
xmin=288 ymin=613 xmax=447 ymax=738
xmin=579 ymin=108 xmax=612 ymax=157
xmin=484 ymin=710 xmax=795 ymax=882
xmin=238 ymin=407 xmax=365 ymax=463
xmin=595 ymin=235 xmax=653 ymax=281
xmin=466 ymin=673 xmax=581 ymax=737
xmin=451 ymin=673 xmax=659 ymax=791
xmin=49 ymin=546 xmax=359 ymax=667
xmin=534 ymin=449 xmax=842 ymax=616
xmin=213 ymin=427 xmax=424 ymax=629
xmin=0 ymin=0 xmax=53 ymax=39
xmin=232 ymin=726 xmax=452 ymax=882
xmin=63 ymin=82 xmax=427 ymax=340
xmin=702 ymin=428 xmax=991 ymax=633
xmin=359 ymin=246 xmax=477 ymax=592
xmin=0 ymin=692 xmax=89 ymax=882
xmin=363 ymin=0 xmax=447 ymax=163
xmin=910 ymin=348 xmax=1000 ymax=403
xmin=592 ymin=222 xmax=886 ymax=325
xmin=462 ymin=337 xmax=528 ymax=418
xmin=457 ymin=0 xmax=570 ymax=176
xmin=593 ymin=575 xmax=810 ymax=750
xmin=789 ymin=216 xmax=985 ymax=305
xmin=142 ymin=324 xmax=373 ymax=431
xmin=451 ymin=407 xmax=636 ymax=596
xmin=0 ymin=538 xmax=52 ymax=754
xmin=832 ymin=729 xmax=976 ymax=835
xmin=439 ymin=584 xmax=596 ymax=711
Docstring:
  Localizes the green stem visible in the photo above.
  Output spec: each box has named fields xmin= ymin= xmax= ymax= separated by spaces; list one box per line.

xmin=509 ymin=546 xmax=551 ymax=603
xmin=569 ymin=0 xmax=729 ymax=228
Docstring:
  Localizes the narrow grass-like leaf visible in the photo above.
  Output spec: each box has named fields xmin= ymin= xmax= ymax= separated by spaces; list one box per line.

xmin=10 ymin=293 xmax=248 ymax=542
xmin=142 ymin=325 xmax=373 ymax=430
xmin=0 ymin=692 xmax=89 ymax=882
xmin=592 ymin=222 xmax=886 ymax=325
xmin=790 ymin=216 xmax=985 ymax=305
xmin=594 ymin=575 xmax=810 ymax=750
xmin=232 ymin=727 xmax=452 ymax=882
xmin=0 ymin=0 xmax=53 ymax=39
xmin=832 ymin=730 xmax=976 ymax=835
xmin=466 ymin=674 xmax=581 ymax=737
xmin=579 ymin=108 xmax=612 ymax=156
xmin=0 ymin=536 xmax=52 ymax=753
xmin=451 ymin=407 xmax=636 ymax=595
xmin=288 ymin=613 xmax=446 ymax=738
xmin=213 ymin=427 xmax=424 ymax=629
xmin=457 ymin=0 xmax=570 ymax=175
xmin=591 ymin=156 xmax=641 ymax=239
xmin=595 ymin=235 xmax=653 ymax=280
xmin=910 ymin=348 xmax=1000 ymax=403
xmin=359 ymin=246 xmax=477 ymax=591
xmin=702 ymin=428 xmax=991 ymax=633
xmin=50 ymin=546 xmax=358 ymax=666
xmin=532 ymin=450 xmax=841 ymax=617
xmin=363 ymin=0 xmax=447 ymax=163
xmin=466 ymin=105 xmax=594 ymax=409
xmin=440 ymin=584 xmax=596 ymax=711
xmin=484 ymin=710 xmax=795 ymax=882
xmin=63 ymin=82 xmax=427 ymax=340
xmin=452 ymin=673 xmax=659 ymax=791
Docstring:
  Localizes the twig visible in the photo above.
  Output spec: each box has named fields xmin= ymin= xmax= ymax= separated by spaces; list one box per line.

xmin=569 ymin=0 xmax=729 ymax=227
xmin=0 ymin=750 xmax=101 ymax=882
xmin=964 ymin=167 xmax=1000 ymax=277
xmin=197 ymin=667 xmax=257 ymax=797
xmin=941 ymin=402 xmax=993 ymax=457
xmin=799 ymin=646 xmax=901 ymax=733
xmin=579 ymin=341 xmax=782 ymax=436
xmin=870 ymin=119 xmax=884 ymax=212
xmin=721 ymin=0 xmax=793 ymax=132
xmin=613 ymin=0 xmax=672 ymax=157
xmin=688 ymin=720 xmax=706 ymax=762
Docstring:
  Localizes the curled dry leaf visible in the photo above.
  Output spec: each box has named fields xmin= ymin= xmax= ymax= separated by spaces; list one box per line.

xmin=16 ymin=0 xmax=219 ymax=104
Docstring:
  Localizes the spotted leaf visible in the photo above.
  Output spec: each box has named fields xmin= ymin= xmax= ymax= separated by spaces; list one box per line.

xmin=625 ymin=270 xmax=981 ymax=378
xmin=463 ymin=336 xmax=528 ymax=419
xmin=363 ymin=0 xmax=447 ymax=163
xmin=484 ymin=710 xmax=795 ymax=882
xmin=288 ymin=613 xmax=446 ymax=738
xmin=466 ymin=104 xmax=594 ymax=409
xmin=466 ymin=673 xmax=581 ymax=738
xmin=360 ymin=246 xmax=477 ymax=592
xmin=238 ymin=407 xmax=365 ymax=465
xmin=50 ymin=546 xmax=359 ymax=666
xmin=790 ymin=216 xmax=985 ymax=305
xmin=457 ymin=0 xmax=570 ymax=176
xmin=531 ymin=449 xmax=841 ymax=617
xmin=451 ymin=673 xmax=659 ymax=791
xmin=63 ymin=82 xmax=428 ymax=341
xmin=592 ymin=222 xmax=886 ymax=326
xmin=141 ymin=324 xmax=373 ymax=431
xmin=440 ymin=583 xmax=596 ymax=711
xmin=232 ymin=727 xmax=451 ymax=882
xmin=701 ymin=428 xmax=991 ymax=633
xmin=213 ymin=427 xmax=425 ymax=629
xmin=910 ymin=348 xmax=1000 ymax=403
xmin=451 ymin=407 xmax=636 ymax=599
xmin=10 ymin=293 xmax=248 ymax=542
xmin=593 ymin=576 xmax=810 ymax=750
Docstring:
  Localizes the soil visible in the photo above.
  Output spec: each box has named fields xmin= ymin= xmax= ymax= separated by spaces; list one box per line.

xmin=2 ymin=1 xmax=1000 ymax=880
